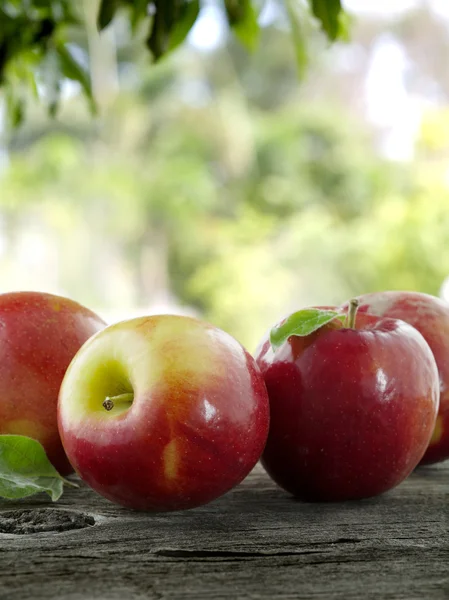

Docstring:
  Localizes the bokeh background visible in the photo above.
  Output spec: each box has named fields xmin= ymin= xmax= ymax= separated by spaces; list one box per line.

xmin=1 ymin=0 xmax=449 ymax=351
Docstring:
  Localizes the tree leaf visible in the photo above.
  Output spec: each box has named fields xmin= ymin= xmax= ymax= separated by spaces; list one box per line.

xmin=270 ymin=309 xmax=346 ymax=351
xmin=97 ymin=0 xmax=121 ymax=31
xmin=225 ymin=0 xmax=259 ymax=51
xmin=168 ymin=0 xmax=200 ymax=52
xmin=55 ymin=43 xmax=96 ymax=113
xmin=147 ymin=0 xmax=200 ymax=60
xmin=128 ymin=0 xmax=151 ymax=33
xmin=97 ymin=0 xmax=150 ymax=32
xmin=337 ymin=10 xmax=352 ymax=42
xmin=311 ymin=0 xmax=342 ymax=41
xmin=0 ymin=435 xmax=76 ymax=502
xmin=5 ymin=85 xmax=24 ymax=127
xmin=147 ymin=0 xmax=171 ymax=60
xmin=286 ymin=0 xmax=309 ymax=78
xmin=42 ymin=45 xmax=61 ymax=118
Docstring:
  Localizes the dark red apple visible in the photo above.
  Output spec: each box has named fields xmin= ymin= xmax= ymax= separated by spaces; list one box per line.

xmin=255 ymin=302 xmax=439 ymax=501
xmin=58 ymin=315 xmax=270 ymax=511
xmin=0 ymin=291 xmax=106 ymax=474
xmin=342 ymin=291 xmax=449 ymax=465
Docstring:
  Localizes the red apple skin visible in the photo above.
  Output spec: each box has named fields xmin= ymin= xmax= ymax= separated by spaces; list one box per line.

xmin=0 ymin=291 xmax=106 ymax=475
xmin=255 ymin=313 xmax=439 ymax=501
xmin=58 ymin=315 xmax=270 ymax=512
xmin=343 ymin=292 xmax=449 ymax=465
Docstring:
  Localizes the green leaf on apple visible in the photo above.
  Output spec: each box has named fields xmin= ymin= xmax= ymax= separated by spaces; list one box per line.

xmin=0 ymin=435 xmax=77 ymax=502
xmin=270 ymin=309 xmax=346 ymax=351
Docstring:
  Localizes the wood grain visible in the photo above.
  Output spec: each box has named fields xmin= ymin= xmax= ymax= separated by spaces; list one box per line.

xmin=1 ymin=463 xmax=448 ymax=600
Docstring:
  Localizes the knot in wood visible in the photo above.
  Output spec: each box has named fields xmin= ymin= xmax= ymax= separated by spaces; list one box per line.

xmin=0 ymin=509 xmax=95 ymax=535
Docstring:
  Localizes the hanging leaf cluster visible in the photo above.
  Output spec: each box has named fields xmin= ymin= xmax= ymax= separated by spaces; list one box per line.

xmin=0 ymin=0 xmax=348 ymax=126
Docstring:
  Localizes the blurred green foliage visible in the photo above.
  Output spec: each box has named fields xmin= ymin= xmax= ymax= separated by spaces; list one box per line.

xmin=1 ymin=9 xmax=449 ymax=351
xmin=0 ymin=0 xmax=347 ymax=126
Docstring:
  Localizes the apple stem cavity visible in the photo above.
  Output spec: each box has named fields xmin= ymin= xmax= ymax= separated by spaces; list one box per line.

xmin=102 ymin=392 xmax=134 ymax=412
xmin=346 ymin=298 xmax=360 ymax=329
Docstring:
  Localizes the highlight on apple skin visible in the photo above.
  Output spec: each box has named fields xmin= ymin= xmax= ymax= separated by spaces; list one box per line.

xmin=58 ymin=315 xmax=270 ymax=511
xmin=255 ymin=307 xmax=439 ymax=502
xmin=345 ymin=291 xmax=449 ymax=465
xmin=0 ymin=291 xmax=106 ymax=475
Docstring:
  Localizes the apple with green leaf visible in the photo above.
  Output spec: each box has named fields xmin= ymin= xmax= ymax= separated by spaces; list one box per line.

xmin=58 ymin=315 xmax=270 ymax=511
xmin=255 ymin=301 xmax=439 ymax=501
xmin=0 ymin=291 xmax=106 ymax=475
xmin=342 ymin=291 xmax=449 ymax=465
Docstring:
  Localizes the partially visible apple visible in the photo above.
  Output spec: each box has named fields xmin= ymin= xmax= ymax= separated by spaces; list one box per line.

xmin=255 ymin=302 xmax=439 ymax=501
xmin=0 ymin=291 xmax=106 ymax=475
xmin=344 ymin=291 xmax=449 ymax=465
xmin=58 ymin=315 xmax=270 ymax=511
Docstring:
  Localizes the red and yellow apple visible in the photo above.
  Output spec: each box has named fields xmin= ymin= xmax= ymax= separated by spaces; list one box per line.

xmin=0 ymin=291 xmax=106 ymax=475
xmin=255 ymin=303 xmax=439 ymax=501
xmin=344 ymin=291 xmax=449 ymax=464
xmin=58 ymin=315 xmax=270 ymax=511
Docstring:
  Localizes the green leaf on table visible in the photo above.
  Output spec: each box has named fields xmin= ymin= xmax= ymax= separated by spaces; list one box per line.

xmin=225 ymin=0 xmax=259 ymax=51
xmin=270 ymin=309 xmax=346 ymax=351
xmin=311 ymin=0 xmax=343 ymax=41
xmin=0 ymin=435 xmax=76 ymax=502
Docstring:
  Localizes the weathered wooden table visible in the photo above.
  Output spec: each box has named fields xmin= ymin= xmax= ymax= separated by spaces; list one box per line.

xmin=0 ymin=463 xmax=448 ymax=600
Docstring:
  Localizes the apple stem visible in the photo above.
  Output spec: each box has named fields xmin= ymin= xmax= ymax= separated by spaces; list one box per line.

xmin=346 ymin=298 xmax=359 ymax=329
xmin=62 ymin=478 xmax=79 ymax=489
xmin=102 ymin=392 xmax=134 ymax=411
